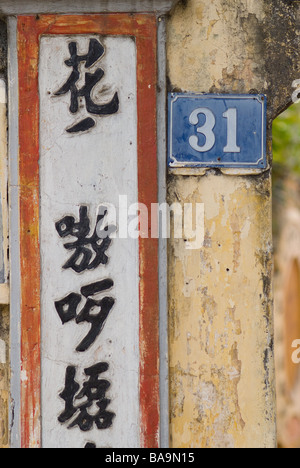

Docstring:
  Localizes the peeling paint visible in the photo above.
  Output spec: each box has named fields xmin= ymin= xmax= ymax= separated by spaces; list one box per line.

xmin=167 ymin=173 xmax=276 ymax=447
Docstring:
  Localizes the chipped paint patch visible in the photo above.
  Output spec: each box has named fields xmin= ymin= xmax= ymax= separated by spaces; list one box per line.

xmin=20 ymin=371 xmax=28 ymax=383
xmin=0 ymin=339 xmax=6 ymax=364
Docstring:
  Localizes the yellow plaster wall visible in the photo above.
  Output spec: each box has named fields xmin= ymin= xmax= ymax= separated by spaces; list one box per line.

xmin=167 ymin=0 xmax=266 ymax=94
xmin=168 ymin=175 xmax=275 ymax=448
xmin=167 ymin=0 xmax=276 ymax=448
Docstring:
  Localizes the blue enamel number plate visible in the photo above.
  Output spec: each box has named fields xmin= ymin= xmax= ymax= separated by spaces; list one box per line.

xmin=168 ymin=94 xmax=267 ymax=169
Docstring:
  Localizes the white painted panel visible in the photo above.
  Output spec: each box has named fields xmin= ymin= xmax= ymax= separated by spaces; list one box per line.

xmin=39 ymin=35 xmax=139 ymax=448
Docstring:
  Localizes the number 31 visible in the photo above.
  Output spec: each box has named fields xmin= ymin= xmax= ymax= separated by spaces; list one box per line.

xmin=189 ymin=108 xmax=241 ymax=154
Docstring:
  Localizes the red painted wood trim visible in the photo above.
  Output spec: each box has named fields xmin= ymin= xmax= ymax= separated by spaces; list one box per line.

xmin=136 ymin=28 xmax=160 ymax=449
xmin=18 ymin=14 xmax=159 ymax=448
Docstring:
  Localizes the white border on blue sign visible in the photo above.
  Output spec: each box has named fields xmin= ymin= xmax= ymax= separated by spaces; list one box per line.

xmin=168 ymin=93 xmax=267 ymax=169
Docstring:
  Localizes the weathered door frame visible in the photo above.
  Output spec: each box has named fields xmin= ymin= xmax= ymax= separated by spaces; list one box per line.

xmin=6 ymin=0 xmax=177 ymax=448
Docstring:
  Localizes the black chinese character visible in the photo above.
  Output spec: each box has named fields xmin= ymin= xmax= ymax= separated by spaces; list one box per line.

xmin=56 ymin=205 xmax=116 ymax=273
xmin=59 ymin=363 xmax=115 ymax=432
xmin=54 ymin=39 xmax=119 ymax=133
xmin=55 ymin=279 xmax=115 ymax=352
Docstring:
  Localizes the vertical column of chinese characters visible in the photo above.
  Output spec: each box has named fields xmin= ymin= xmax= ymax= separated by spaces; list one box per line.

xmin=53 ymin=39 xmax=119 ymax=448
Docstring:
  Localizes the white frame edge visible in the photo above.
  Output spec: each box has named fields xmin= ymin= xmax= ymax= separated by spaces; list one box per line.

xmin=8 ymin=15 xmax=21 ymax=449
